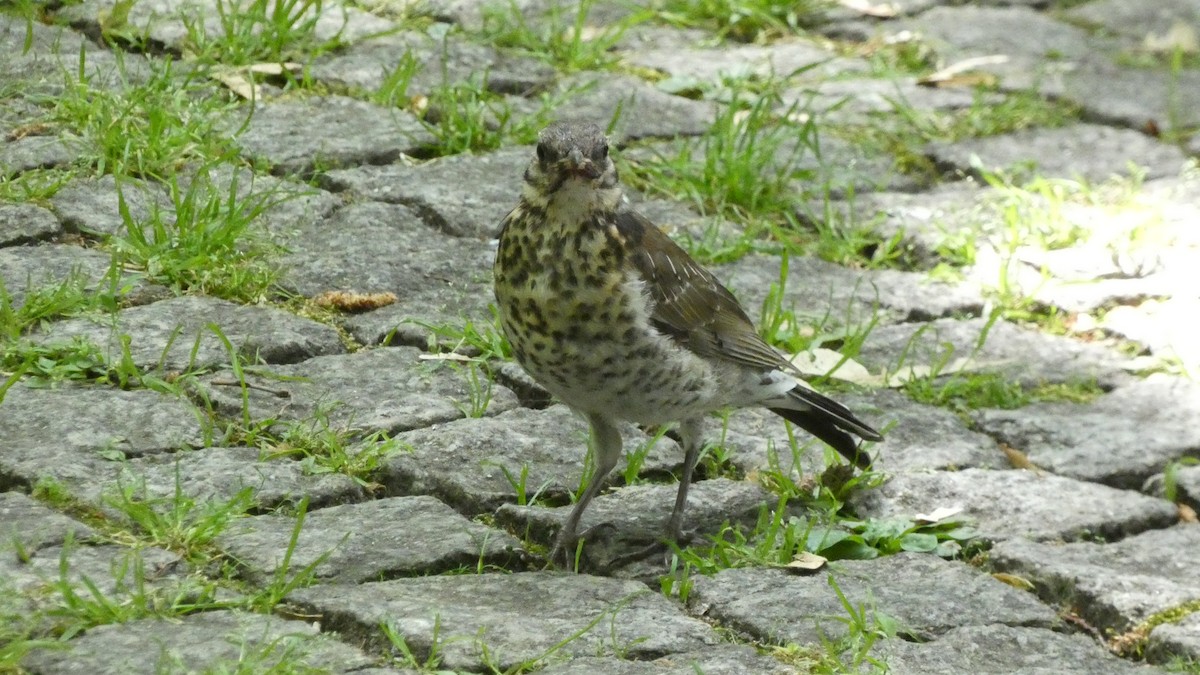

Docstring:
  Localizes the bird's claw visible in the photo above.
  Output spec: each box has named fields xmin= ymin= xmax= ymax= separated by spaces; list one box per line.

xmin=546 ymin=521 xmax=619 ymax=570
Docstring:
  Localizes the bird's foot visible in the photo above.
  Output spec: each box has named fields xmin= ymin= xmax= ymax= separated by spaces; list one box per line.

xmin=596 ymin=526 xmax=700 ymax=573
xmin=546 ymin=521 xmax=618 ymax=571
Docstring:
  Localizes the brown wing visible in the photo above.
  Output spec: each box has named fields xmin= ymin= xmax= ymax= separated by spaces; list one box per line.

xmin=616 ymin=209 xmax=796 ymax=375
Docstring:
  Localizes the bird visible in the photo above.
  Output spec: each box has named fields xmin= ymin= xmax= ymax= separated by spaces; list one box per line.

xmin=493 ymin=120 xmax=883 ymax=566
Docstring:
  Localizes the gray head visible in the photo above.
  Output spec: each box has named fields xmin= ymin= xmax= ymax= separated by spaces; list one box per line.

xmin=524 ymin=121 xmax=619 ymax=198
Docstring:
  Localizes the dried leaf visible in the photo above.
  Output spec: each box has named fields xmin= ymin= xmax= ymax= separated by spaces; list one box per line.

xmin=837 ymin=0 xmax=898 ymax=18
xmin=790 ymin=348 xmax=874 ymax=384
xmin=914 ymin=506 xmax=963 ymax=524
xmin=247 ymin=62 xmax=302 ymax=76
xmin=1179 ymin=503 xmax=1198 ymax=523
xmin=1144 ymin=20 xmax=1199 ymax=54
xmin=1000 ymin=442 xmax=1041 ymax=472
xmin=785 ymin=551 xmax=828 ymax=572
xmin=418 ymin=353 xmax=475 ymax=362
xmin=311 ymin=290 xmax=398 ymax=312
xmin=992 ymin=572 xmax=1035 ymax=591
xmin=210 ymin=63 xmax=302 ymax=100
xmin=918 ymin=55 xmax=1008 ymax=87
xmin=211 ymin=69 xmax=258 ymax=101
xmin=7 ymin=123 xmax=51 ymax=141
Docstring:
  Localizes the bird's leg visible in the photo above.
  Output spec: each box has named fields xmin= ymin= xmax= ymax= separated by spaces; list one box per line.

xmin=549 ymin=413 xmax=623 ymax=567
xmin=600 ymin=418 xmax=706 ymax=572
xmin=664 ymin=417 xmax=704 ymax=545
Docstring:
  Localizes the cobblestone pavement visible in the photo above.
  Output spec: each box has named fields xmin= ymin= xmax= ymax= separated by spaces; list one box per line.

xmin=2 ymin=0 xmax=1200 ymax=673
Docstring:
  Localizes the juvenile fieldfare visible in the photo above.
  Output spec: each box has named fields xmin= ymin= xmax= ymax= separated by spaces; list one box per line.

xmin=493 ymin=121 xmax=883 ymax=565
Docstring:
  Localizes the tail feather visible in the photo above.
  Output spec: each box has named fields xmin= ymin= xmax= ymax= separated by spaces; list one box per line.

xmin=768 ymin=386 xmax=882 ymax=470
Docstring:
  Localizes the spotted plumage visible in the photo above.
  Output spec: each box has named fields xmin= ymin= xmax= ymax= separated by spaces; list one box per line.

xmin=494 ymin=121 xmax=883 ymax=566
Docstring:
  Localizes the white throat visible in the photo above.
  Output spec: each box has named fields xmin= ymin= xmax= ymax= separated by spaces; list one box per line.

xmin=544 ymin=178 xmax=622 ymax=224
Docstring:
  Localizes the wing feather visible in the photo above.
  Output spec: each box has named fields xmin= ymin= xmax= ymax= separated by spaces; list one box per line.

xmin=617 ymin=209 xmax=796 ymax=375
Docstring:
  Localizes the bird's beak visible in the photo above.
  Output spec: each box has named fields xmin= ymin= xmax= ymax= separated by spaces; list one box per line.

xmin=564 ymin=147 xmax=600 ymax=180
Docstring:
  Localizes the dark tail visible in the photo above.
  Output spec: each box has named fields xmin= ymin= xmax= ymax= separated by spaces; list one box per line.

xmin=768 ymin=386 xmax=883 ymax=471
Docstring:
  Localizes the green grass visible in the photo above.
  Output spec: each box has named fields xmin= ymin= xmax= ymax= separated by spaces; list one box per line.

xmin=838 ymin=89 xmax=1082 ymax=182
xmin=481 ymin=0 xmax=645 ymax=72
xmin=0 ymin=270 xmax=116 ymax=343
xmin=408 ymin=311 xmax=513 ymax=362
xmin=625 ymin=83 xmax=820 ymax=223
xmin=674 ymin=497 xmax=976 ymax=572
xmin=370 ymin=60 xmax=574 ymax=156
xmin=40 ymin=57 xmax=240 ymax=180
xmin=0 ymin=167 xmax=75 ymax=205
xmin=103 ymin=477 xmax=255 ymax=564
xmin=260 ymin=410 xmax=405 ymax=492
xmin=106 ymin=169 xmax=289 ymax=303
xmin=4 ymin=480 xmax=331 ymax=664
xmin=903 ymin=367 xmax=1104 ymax=413
xmin=653 ymin=0 xmax=832 ymax=42
xmin=178 ymin=0 xmax=345 ymax=68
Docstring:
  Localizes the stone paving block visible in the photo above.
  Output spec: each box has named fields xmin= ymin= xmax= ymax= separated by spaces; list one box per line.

xmin=289 ymin=572 xmax=719 ymax=671
xmin=1040 ymin=59 xmax=1200 ymax=136
xmin=0 ymin=382 xmax=204 ymax=489
xmin=689 ymin=554 xmax=1057 ymax=646
xmin=875 ymin=623 xmax=1166 ymax=675
xmin=782 ymin=76 xmax=993 ymax=123
xmin=33 ymin=295 xmax=345 ymax=372
xmin=91 ymin=447 xmax=365 ymax=515
xmin=0 ymin=14 xmax=152 ymax=93
xmin=0 ymin=99 xmax=47 ymax=151
xmin=822 ymin=0 xmax=939 ymax=26
xmin=0 ymin=243 xmax=162 ymax=310
xmin=0 ymin=134 xmax=83 ymax=174
xmin=991 ymin=526 xmax=1200 ymax=633
xmin=798 ymin=134 xmax=924 ymax=195
xmin=49 ymin=173 xmax=171 ymax=237
xmin=193 ymin=346 xmax=520 ymax=436
xmin=900 ymin=5 xmax=1115 ymax=86
xmin=321 ymin=146 xmax=529 ymax=239
xmin=21 ymin=609 xmax=379 ymax=674
xmin=708 ymin=389 xmax=998 ymax=479
xmin=854 ymin=468 xmax=1178 ymax=544
xmin=629 ymin=129 xmax=920 ymax=201
xmin=973 ymin=374 xmax=1200 ymax=489
xmin=186 ymin=162 xmax=346 ymax=237
xmin=536 ymin=645 xmax=794 ymax=675
xmin=220 ymin=495 xmax=524 ymax=585
xmin=1148 ymin=612 xmax=1200 ymax=664
xmin=861 ymin=389 xmax=1007 ymax=472
xmin=716 ymin=254 xmax=982 ymax=331
xmin=269 ymin=200 xmax=497 ymax=348
xmin=230 ymin=96 xmax=436 ymax=176
xmin=310 ymin=28 xmax=556 ymax=96
xmin=928 ymin=124 xmax=1189 ymax=183
xmin=553 ymin=74 xmax=716 ymax=142
xmin=1 ymin=541 xmax=184 ymax=613
xmin=842 ymin=181 xmax=991 ymax=268
xmin=387 ymin=404 xmax=683 ymax=514
xmin=59 ymin=0 xmax=392 ymax=56
xmin=1144 ymin=463 xmax=1200 ymax=514
xmin=0 ymin=203 xmax=61 ymax=246
xmin=1066 ymin=0 xmax=1200 ymax=45
xmin=853 ymin=316 xmax=1135 ymax=389
xmin=622 ymin=38 xmax=868 ymax=85
xmin=1104 ymin=298 xmax=1200 ymax=376
xmin=51 ymin=164 xmax=341 ymax=240
xmin=615 ymin=24 xmax=710 ymax=52
xmin=0 ymin=492 xmax=97 ymax=553
xmin=496 ymin=479 xmax=771 ymax=571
